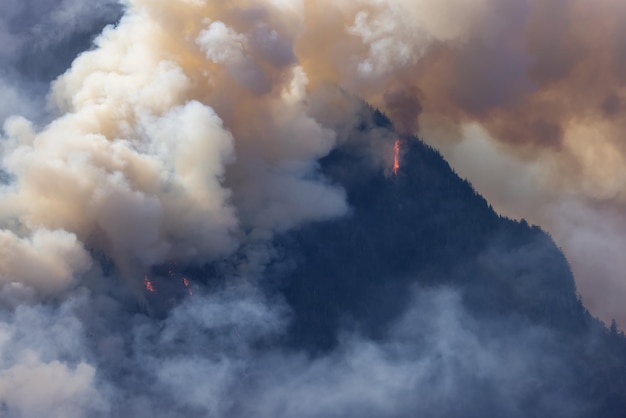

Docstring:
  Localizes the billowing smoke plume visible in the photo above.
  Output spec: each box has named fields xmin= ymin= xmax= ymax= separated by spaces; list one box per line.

xmin=1 ymin=0 xmax=349 ymax=296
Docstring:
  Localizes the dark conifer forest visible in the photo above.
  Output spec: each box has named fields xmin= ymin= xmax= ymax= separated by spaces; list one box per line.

xmin=265 ymin=108 xmax=626 ymax=416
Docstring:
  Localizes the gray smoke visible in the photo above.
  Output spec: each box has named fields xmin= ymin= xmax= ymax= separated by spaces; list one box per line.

xmin=0 ymin=283 xmax=590 ymax=418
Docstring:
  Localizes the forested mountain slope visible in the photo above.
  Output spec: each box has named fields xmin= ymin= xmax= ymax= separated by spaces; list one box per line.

xmin=268 ymin=109 xmax=626 ymax=416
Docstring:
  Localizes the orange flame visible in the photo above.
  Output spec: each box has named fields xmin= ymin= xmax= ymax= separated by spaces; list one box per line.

xmin=144 ymin=276 xmax=156 ymax=293
xmin=393 ymin=139 xmax=401 ymax=176
xmin=183 ymin=277 xmax=193 ymax=296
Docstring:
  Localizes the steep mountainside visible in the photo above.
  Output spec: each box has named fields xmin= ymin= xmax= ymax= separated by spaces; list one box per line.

xmin=138 ymin=106 xmax=626 ymax=417
xmin=267 ymin=109 xmax=626 ymax=416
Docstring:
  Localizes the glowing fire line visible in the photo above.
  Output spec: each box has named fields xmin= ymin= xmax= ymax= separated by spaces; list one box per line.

xmin=393 ymin=139 xmax=401 ymax=176
xmin=144 ymin=276 xmax=156 ymax=293
xmin=183 ymin=277 xmax=193 ymax=296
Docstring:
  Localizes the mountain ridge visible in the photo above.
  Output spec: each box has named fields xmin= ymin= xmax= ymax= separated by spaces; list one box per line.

xmin=261 ymin=107 xmax=626 ymax=415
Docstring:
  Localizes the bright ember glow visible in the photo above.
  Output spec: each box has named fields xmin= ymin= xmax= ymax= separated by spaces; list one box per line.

xmin=393 ymin=139 xmax=401 ymax=176
xmin=183 ymin=277 xmax=193 ymax=296
xmin=144 ymin=276 xmax=156 ymax=293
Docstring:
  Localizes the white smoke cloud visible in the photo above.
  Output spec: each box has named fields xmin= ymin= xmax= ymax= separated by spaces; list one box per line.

xmin=0 ymin=0 xmax=351 ymax=293
xmin=0 ymin=360 xmax=103 ymax=418
xmin=0 ymin=229 xmax=91 ymax=296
